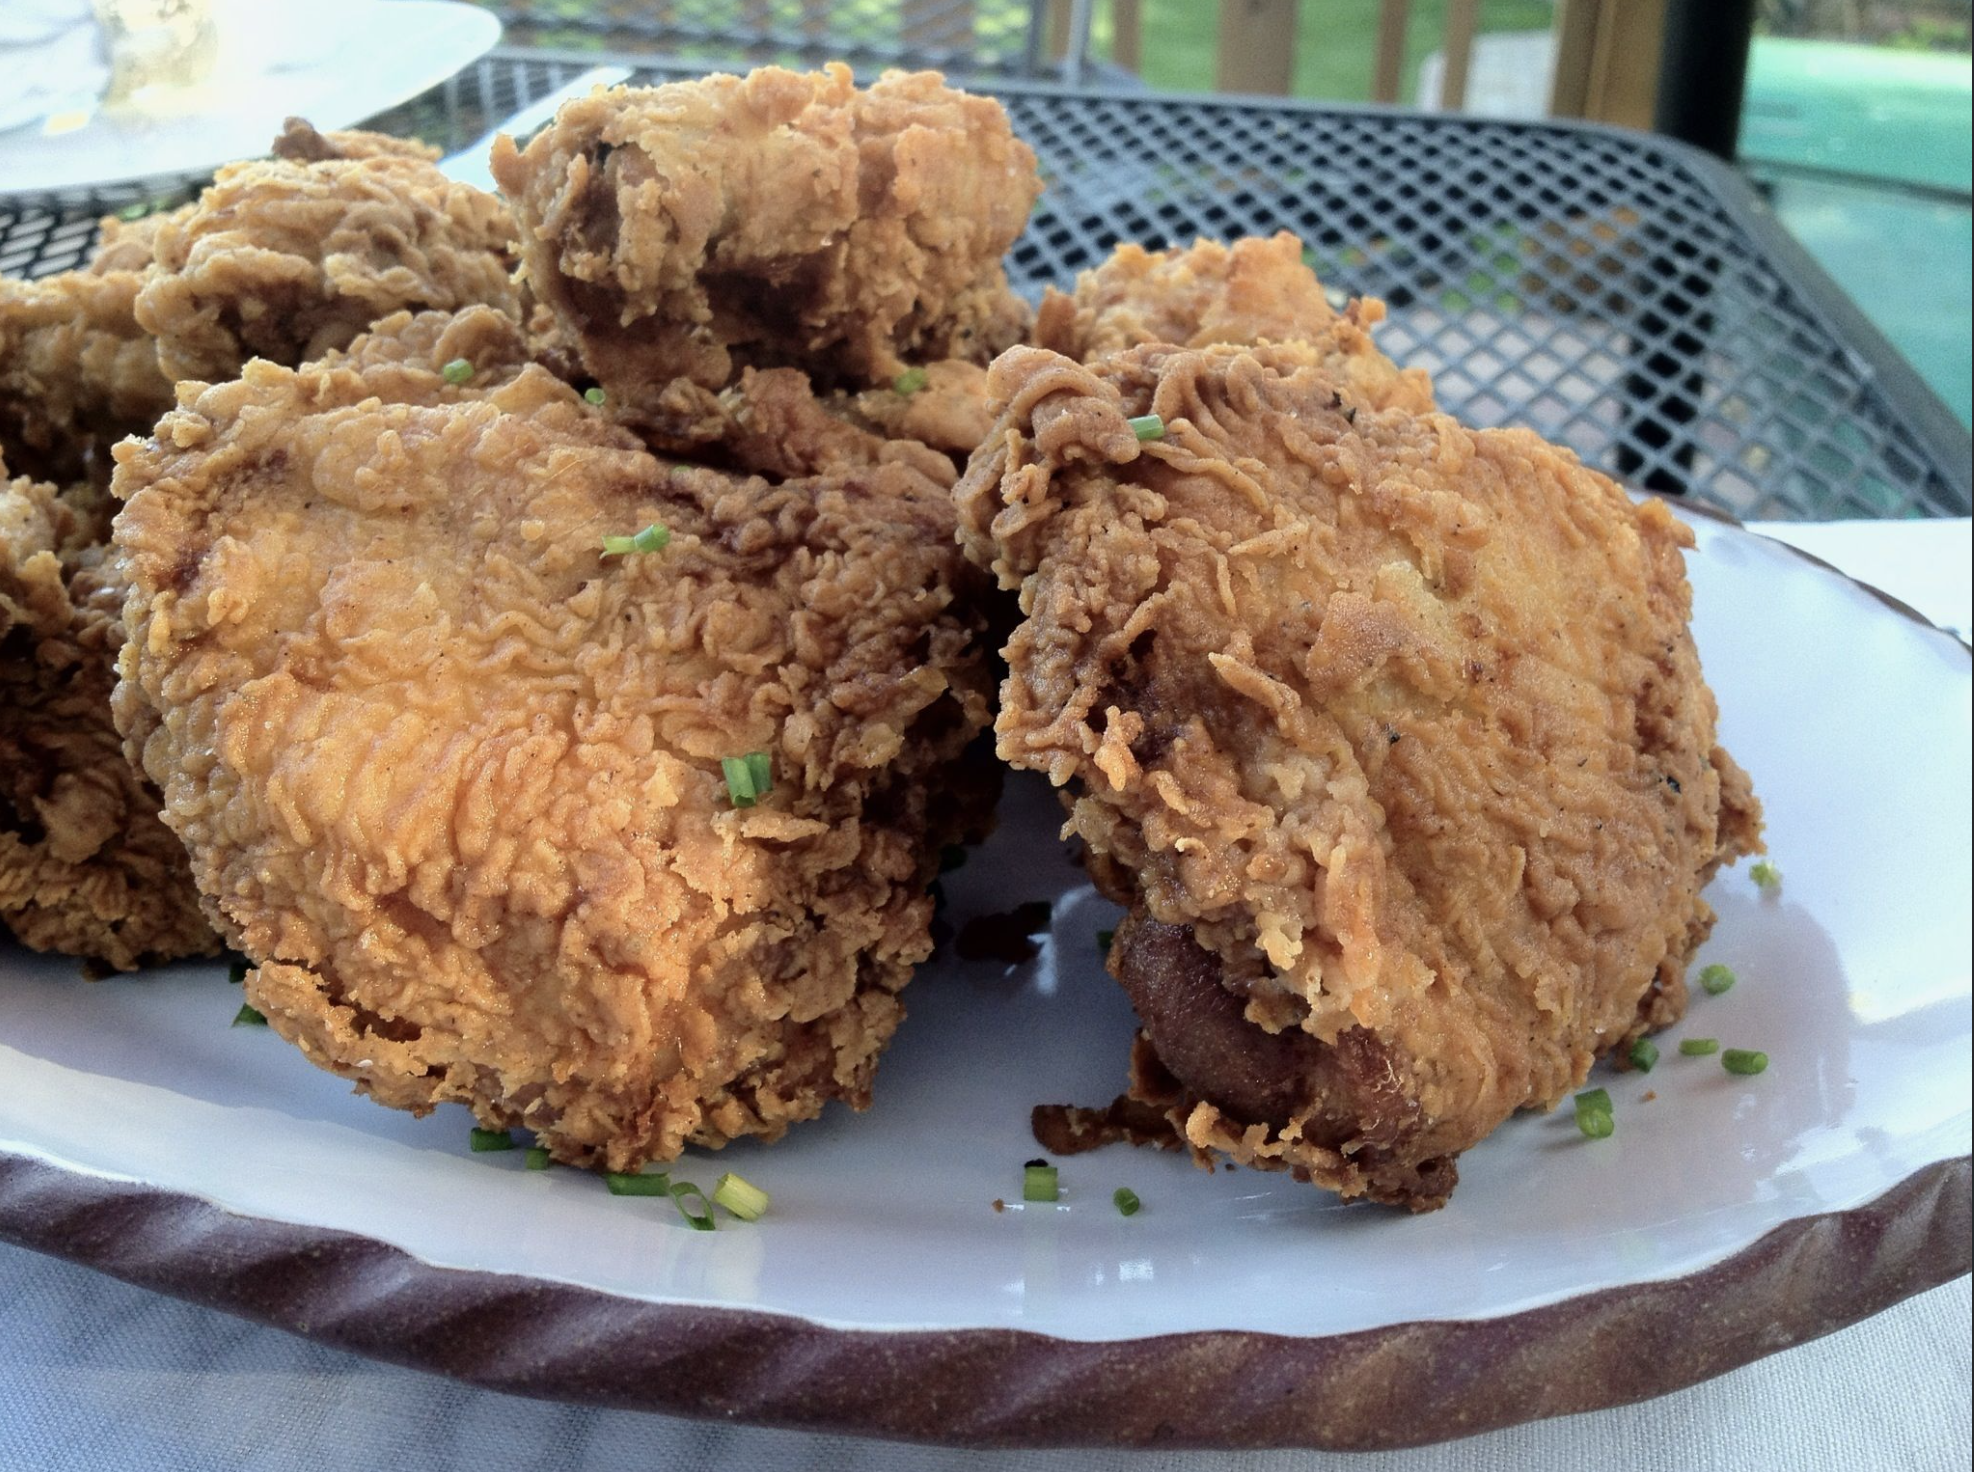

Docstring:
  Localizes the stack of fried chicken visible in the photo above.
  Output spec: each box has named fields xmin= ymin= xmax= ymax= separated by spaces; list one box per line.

xmin=0 ymin=66 xmax=1759 ymax=1206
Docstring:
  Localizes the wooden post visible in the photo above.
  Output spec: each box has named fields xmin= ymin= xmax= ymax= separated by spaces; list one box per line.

xmin=1112 ymin=0 xmax=1142 ymax=73
xmin=1216 ymin=0 xmax=1297 ymax=96
xmin=1373 ymin=0 xmax=1411 ymax=104
xmin=1045 ymin=0 xmax=1073 ymax=59
xmin=1439 ymin=0 xmax=1479 ymax=110
xmin=903 ymin=0 xmax=973 ymax=51
xmin=1549 ymin=0 xmax=1671 ymax=129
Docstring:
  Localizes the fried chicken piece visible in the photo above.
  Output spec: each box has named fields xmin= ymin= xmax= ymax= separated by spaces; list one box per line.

xmin=112 ymin=308 xmax=994 ymax=1168
xmin=849 ymin=359 xmax=995 ymax=459
xmin=134 ymin=136 xmax=520 ymax=383
xmin=86 ymin=206 xmax=190 ymax=276
xmin=0 ymin=461 xmax=216 ymax=970
xmin=1033 ymin=234 xmax=1435 ymax=414
xmin=0 ymin=268 xmax=175 ymax=485
xmin=269 ymin=117 xmax=442 ymax=164
xmin=957 ymin=342 xmax=1760 ymax=1210
xmin=491 ymin=65 xmax=1040 ymax=438
xmin=3 ymin=115 xmax=516 ymax=482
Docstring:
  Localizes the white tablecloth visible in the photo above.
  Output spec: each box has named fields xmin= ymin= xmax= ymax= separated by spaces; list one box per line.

xmin=4 ymin=518 xmax=1969 ymax=1472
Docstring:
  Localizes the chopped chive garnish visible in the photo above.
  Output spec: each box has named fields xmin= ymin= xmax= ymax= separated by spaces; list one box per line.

xmin=1023 ymin=1159 xmax=1059 ymax=1203
xmin=1096 ymin=928 xmax=1115 ymax=954
xmin=1748 ymin=859 xmax=1781 ymax=893
xmin=670 ymin=1180 xmax=717 ymax=1230
xmin=231 ymin=1003 xmax=266 ymax=1027
xmin=441 ymin=357 xmax=473 ymax=385
xmin=939 ymin=844 xmax=968 ymax=873
xmin=1722 ymin=1049 xmax=1769 ymax=1075
xmin=1628 ymin=1037 xmax=1659 ymax=1073
xmin=712 ymin=1171 xmax=770 ymax=1221
xmin=893 ymin=366 xmax=929 ymax=396
xmin=469 ymin=1127 xmax=515 ymax=1152
xmin=524 ymin=1146 xmax=551 ymax=1170
xmin=1113 ymin=1187 xmax=1141 ymax=1217
xmin=1127 ymin=413 xmax=1165 ymax=441
xmin=1698 ymin=963 xmax=1736 ymax=996
xmin=1679 ymin=1037 xmax=1720 ymax=1056
xmin=583 ymin=386 xmax=606 ymax=405
xmin=722 ymin=751 xmax=772 ymax=807
xmin=601 ymin=521 xmax=670 ymax=557
xmin=227 ymin=955 xmax=249 ymax=984
xmin=1573 ymin=1087 xmax=1614 ymax=1139
xmin=604 ymin=1169 xmax=671 ymax=1197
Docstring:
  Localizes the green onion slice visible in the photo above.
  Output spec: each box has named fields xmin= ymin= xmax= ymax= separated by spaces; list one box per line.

xmin=605 ymin=1170 xmax=672 ymax=1197
xmin=227 ymin=955 xmax=249 ymax=985
xmin=583 ymin=386 xmax=606 ymax=405
xmin=1628 ymin=1037 xmax=1659 ymax=1073
xmin=1748 ymin=859 xmax=1781 ymax=893
xmin=1023 ymin=1160 xmax=1059 ymax=1203
xmin=723 ymin=751 xmax=772 ymax=807
xmin=1127 ymin=413 xmax=1165 ymax=441
xmin=441 ymin=357 xmax=473 ymax=385
xmin=231 ymin=1003 xmax=266 ymax=1027
xmin=1573 ymin=1087 xmax=1614 ymax=1139
xmin=1722 ymin=1049 xmax=1769 ymax=1076
xmin=670 ymin=1180 xmax=718 ymax=1231
xmin=1113 ymin=1187 xmax=1141 ymax=1217
xmin=524 ymin=1146 xmax=552 ymax=1170
xmin=712 ymin=1171 xmax=770 ymax=1221
xmin=601 ymin=522 xmax=671 ymax=557
xmin=1679 ymin=1037 xmax=1720 ymax=1056
xmin=894 ymin=366 xmax=929 ymax=396
xmin=469 ymin=1127 xmax=515 ymax=1152
xmin=1698 ymin=963 xmax=1736 ymax=995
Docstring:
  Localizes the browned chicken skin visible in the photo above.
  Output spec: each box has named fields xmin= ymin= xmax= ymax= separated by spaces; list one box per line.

xmin=1 ymin=461 xmax=216 ymax=969
xmin=491 ymin=66 xmax=1040 ymax=441
xmin=960 ymin=340 xmax=1761 ymax=1209
xmin=0 ymin=122 xmax=529 ymax=970
xmin=111 ymin=307 xmax=995 ymax=1166
xmin=135 ymin=126 xmax=520 ymax=384
xmin=1033 ymin=233 xmax=1436 ymax=414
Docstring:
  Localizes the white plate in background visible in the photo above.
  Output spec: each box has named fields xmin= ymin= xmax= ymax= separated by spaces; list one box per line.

xmin=0 ymin=0 xmax=499 ymax=198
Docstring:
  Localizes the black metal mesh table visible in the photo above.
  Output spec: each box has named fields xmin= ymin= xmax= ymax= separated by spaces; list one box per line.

xmin=5 ymin=47 xmax=1968 ymax=521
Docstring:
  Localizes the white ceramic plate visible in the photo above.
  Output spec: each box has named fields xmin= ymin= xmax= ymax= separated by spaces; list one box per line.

xmin=0 ymin=514 xmax=1968 ymax=1440
xmin=0 ymin=1 xmax=499 ymax=199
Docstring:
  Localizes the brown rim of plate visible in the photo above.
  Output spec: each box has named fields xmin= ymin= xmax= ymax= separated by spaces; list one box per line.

xmin=3 ymin=505 xmax=1967 ymax=1447
xmin=1 ymin=1148 xmax=1966 ymax=1449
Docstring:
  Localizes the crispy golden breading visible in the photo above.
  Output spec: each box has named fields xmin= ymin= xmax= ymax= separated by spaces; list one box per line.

xmin=0 ymin=269 xmax=174 ymax=485
xmin=269 ymin=117 xmax=442 ymax=164
xmin=86 ymin=207 xmax=188 ymax=276
xmin=112 ymin=308 xmax=994 ymax=1168
xmin=134 ymin=143 xmax=519 ymax=383
xmin=957 ymin=342 xmax=1760 ymax=1209
xmin=491 ymin=65 xmax=1040 ymax=434
xmin=0 ymin=462 xmax=216 ymax=970
xmin=1033 ymin=234 xmax=1435 ymax=414
xmin=4 ymin=118 xmax=515 ymax=483
xmin=848 ymin=359 xmax=995 ymax=459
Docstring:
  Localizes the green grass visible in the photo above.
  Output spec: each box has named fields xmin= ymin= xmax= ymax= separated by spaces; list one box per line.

xmin=1091 ymin=0 xmax=1557 ymax=103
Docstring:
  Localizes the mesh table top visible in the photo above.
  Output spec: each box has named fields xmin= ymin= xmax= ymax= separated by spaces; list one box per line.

xmin=4 ymin=47 xmax=1968 ymax=521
